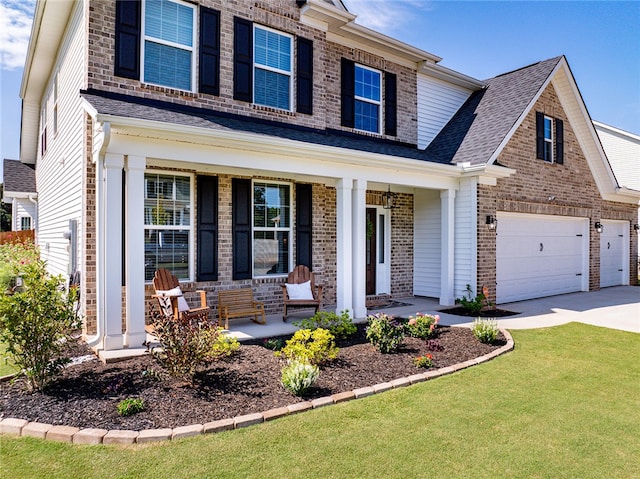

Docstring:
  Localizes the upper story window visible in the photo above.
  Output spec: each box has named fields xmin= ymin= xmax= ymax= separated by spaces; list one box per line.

xmin=536 ymin=111 xmax=564 ymax=164
xmin=39 ymin=102 xmax=47 ymax=156
xmin=354 ymin=64 xmax=382 ymax=133
xmin=253 ymin=181 xmax=291 ymax=277
xmin=53 ymin=73 xmax=59 ymax=136
xmin=142 ymin=0 xmax=195 ymax=91
xmin=253 ymin=25 xmax=293 ymax=111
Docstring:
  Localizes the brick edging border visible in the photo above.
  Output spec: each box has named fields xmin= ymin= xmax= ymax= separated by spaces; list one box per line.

xmin=0 ymin=329 xmax=514 ymax=445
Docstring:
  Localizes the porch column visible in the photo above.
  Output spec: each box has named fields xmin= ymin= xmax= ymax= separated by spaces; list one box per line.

xmin=440 ymin=188 xmax=456 ymax=306
xmin=351 ymin=179 xmax=367 ymax=318
xmin=336 ymin=178 xmax=353 ymax=314
xmin=102 ymin=153 xmax=124 ymax=350
xmin=124 ymin=155 xmax=146 ymax=348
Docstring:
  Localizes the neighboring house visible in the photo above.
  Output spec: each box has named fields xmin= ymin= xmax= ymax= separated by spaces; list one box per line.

xmin=17 ymin=0 xmax=639 ymax=354
xmin=1 ymin=159 xmax=37 ymax=232
xmin=593 ymin=121 xmax=640 ymax=232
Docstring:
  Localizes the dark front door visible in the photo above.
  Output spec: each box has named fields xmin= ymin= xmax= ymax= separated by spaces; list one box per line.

xmin=366 ymin=208 xmax=376 ymax=295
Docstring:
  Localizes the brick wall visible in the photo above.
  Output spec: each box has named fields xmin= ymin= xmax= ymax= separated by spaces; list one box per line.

xmin=477 ymin=83 xmax=638 ymax=299
xmin=81 ymin=113 xmax=97 ymax=335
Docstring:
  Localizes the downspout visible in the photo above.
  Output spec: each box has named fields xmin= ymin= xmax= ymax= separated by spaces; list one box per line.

xmin=86 ymin=121 xmax=110 ymax=349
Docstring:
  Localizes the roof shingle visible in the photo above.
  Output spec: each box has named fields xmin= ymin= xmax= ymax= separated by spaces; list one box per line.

xmin=3 ymin=159 xmax=36 ymax=193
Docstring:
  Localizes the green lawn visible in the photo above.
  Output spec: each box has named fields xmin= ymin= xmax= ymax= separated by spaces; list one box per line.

xmin=2 ymin=323 xmax=639 ymax=478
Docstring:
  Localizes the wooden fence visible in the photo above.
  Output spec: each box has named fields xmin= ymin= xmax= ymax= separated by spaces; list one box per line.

xmin=0 ymin=230 xmax=35 ymax=245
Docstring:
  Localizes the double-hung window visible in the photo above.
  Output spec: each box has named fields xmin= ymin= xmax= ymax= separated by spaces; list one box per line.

xmin=144 ymin=173 xmax=192 ymax=281
xmin=20 ymin=217 xmax=32 ymax=231
xmin=543 ymin=115 xmax=554 ymax=162
xmin=355 ymin=64 xmax=382 ymax=133
xmin=536 ymin=111 xmax=564 ymax=164
xmin=142 ymin=0 xmax=195 ymax=91
xmin=253 ymin=25 xmax=293 ymax=111
xmin=253 ymin=182 xmax=291 ymax=276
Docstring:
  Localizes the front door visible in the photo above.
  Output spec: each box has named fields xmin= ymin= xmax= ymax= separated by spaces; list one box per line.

xmin=366 ymin=208 xmax=377 ymax=295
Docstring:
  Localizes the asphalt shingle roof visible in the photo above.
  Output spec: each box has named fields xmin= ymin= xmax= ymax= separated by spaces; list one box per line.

xmin=2 ymin=159 xmax=36 ymax=193
xmin=425 ymin=56 xmax=563 ymax=166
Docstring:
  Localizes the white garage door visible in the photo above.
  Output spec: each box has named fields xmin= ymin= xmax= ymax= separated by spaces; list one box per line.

xmin=496 ymin=213 xmax=588 ymax=303
xmin=600 ymin=220 xmax=628 ymax=288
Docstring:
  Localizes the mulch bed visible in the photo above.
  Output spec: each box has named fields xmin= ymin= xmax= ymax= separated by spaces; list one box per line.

xmin=0 ymin=325 xmax=506 ymax=431
xmin=440 ymin=307 xmax=520 ymax=317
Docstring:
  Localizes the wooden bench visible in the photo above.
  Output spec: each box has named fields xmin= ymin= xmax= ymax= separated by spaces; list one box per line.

xmin=218 ymin=288 xmax=266 ymax=329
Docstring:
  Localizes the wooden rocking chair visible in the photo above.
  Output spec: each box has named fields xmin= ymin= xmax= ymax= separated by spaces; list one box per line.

xmin=281 ymin=265 xmax=323 ymax=322
xmin=148 ymin=269 xmax=212 ymax=334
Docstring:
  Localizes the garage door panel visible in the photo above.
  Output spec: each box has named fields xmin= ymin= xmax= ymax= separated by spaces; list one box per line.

xmin=496 ymin=213 xmax=587 ymax=303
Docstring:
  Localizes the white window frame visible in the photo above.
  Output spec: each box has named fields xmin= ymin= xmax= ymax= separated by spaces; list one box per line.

xmin=543 ymin=115 xmax=554 ymax=163
xmin=251 ymin=180 xmax=292 ymax=278
xmin=20 ymin=216 xmax=32 ymax=231
xmin=141 ymin=0 xmax=197 ymax=92
xmin=253 ymin=24 xmax=293 ymax=111
xmin=143 ymin=171 xmax=194 ymax=282
xmin=39 ymin=99 xmax=47 ymax=157
xmin=354 ymin=63 xmax=382 ymax=134
xmin=53 ymin=71 xmax=59 ymax=136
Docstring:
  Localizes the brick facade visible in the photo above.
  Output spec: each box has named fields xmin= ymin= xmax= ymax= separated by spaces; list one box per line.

xmin=476 ymin=83 xmax=638 ymax=300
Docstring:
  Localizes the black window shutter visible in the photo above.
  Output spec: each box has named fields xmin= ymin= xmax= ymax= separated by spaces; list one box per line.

xmin=114 ymin=0 xmax=141 ymax=79
xmin=341 ymin=58 xmax=355 ymax=128
xmin=199 ymin=7 xmax=220 ymax=96
xmin=296 ymin=37 xmax=313 ymax=115
xmin=197 ymin=176 xmax=218 ymax=281
xmin=232 ymin=178 xmax=252 ymax=280
xmin=295 ymin=183 xmax=313 ymax=269
xmin=384 ymin=72 xmax=397 ymax=136
xmin=555 ymin=118 xmax=564 ymax=164
xmin=535 ymin=111 xmax=545 ymax=160
xmin=233 ymin=17 xmax=253 ymax=102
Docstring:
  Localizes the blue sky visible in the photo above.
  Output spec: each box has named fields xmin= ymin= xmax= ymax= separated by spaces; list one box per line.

xmin=1 ymin=0 xmax=639 ymax=181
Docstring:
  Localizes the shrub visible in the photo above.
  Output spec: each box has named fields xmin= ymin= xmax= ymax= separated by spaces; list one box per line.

xmin=263 ymin=338 xmax=284 ymax=351
xmin=413 ymin=354 xmax=433 ymax=368
xmin=0 ymin=243 xmax=80 ymax=391
xmin=472 ymin=318 xmax=499 ymax=344
xmin=117 ymin=398 xmax=145 ymax=416
xmin=276 ymin=328 xmax=338 ymax=366
xmin=293 ymin=310 xmax=356 ymax=339
xmin=206 ymin=329 xmax=240 ymax=359
xmin=281 ymin=360 xmax=319 ymax=396
xmin=366 ymin=313 xmax=405 ymax=353
xmin=405 ymin=312 xmax=439 ymax=339
xmin=455 ymin=284 xmax=493 ymax=316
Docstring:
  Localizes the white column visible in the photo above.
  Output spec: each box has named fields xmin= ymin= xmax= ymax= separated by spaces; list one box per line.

xmin=124 ymin=155 xmax=147 ymax=348
xmin=102 ymin=153 xmax=124 ymax=350
xmin=440 ymin=189 xmax=456 ymax=306
xmin=335 ymin=178 xmax=353 ymax=314
xmin=351 ymin=179 xmax=367 ymax=319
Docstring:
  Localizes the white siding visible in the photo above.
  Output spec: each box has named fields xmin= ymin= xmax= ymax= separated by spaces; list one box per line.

xmin=454 ymin=178 xmax=477 ymax=298
xmin=35 ymin=1 xmax=86 ymax=278
xmin=12 ymin=199 xmax=37 ymax=231
xmin=413 ymin=189 xmax=441 ymax=297
xmin=417 ymin=74 xmax=473 ymax=149
xmin=594 ymin=123 xmax=640 ymax=191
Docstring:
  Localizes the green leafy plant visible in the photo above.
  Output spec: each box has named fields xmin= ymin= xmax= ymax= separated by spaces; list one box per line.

xmin=0 ymin=242 xmax=80 ymax=391
xmin=472 ymin=318 xmax=499 ymax=344
xmin=276 ymin=328 xmax=338 ymax=366
xmin=281 ymin=359 xmax=320 ymax=396
xmin=413 ymin=354 xmax=433 ymax=368
xmin=366 ymin=313 xmax=405 ymax=353
xmin=116 ymin=398 xmax=145 ymax=417
xmin=455 ymin=284 xmax=493 ymax=316
xmin=405 ymin=312 xmax=439 ymax=339
xmin=206 ymin=329 xmax=241 ymax=359
xmin=263 ymin=338 xmax=284 ymax=351
xmin=293 ymin=310 xmax=356 ymax=339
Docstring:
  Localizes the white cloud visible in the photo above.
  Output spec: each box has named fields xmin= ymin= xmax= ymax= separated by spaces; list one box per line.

xmin=342 ymin=0 xmax=434 ymax=35
xmin=0 ymin=0 xmax=36 ymax=70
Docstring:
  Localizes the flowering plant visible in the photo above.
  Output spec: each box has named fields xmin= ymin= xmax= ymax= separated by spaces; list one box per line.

xmin=366 ymin=313 xmax=405 ymax=353
xmin=413 ymin=354 xmax=433 ymax=368
xmin=406 ymin=313 xmax=439 ymax=339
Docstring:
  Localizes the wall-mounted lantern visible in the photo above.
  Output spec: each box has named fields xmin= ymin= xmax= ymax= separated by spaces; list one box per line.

xmin=594 ymin=221 xmax=603 ymax=234
xmin=382 ymin=185 xmax=398 ymax=210
xmin=634 ymin=224 xmax=639 ymax=232
xmin=486 ymin=215 xmax=497 ymax=230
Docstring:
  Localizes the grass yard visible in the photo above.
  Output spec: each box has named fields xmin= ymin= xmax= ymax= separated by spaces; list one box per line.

xmin=1 ymin=322 xmax=639 ymax=478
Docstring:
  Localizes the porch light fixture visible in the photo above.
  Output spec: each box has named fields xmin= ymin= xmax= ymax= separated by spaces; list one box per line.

xmin=486 ymin=215 xmax=497 ymax=230
xmin=594 ymin=221 xmax=603 ymax=234
xmin=382 ymin=185 xmax=398 ymax=210
xmin=633 ymin=224 xmax=639 ymax=232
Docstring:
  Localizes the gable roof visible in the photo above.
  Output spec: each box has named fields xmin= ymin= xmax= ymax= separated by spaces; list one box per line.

xmin=425 ymin=56 xmax=563 ymax=166
xmin=2 ymin=159 xmax=37 ymax=195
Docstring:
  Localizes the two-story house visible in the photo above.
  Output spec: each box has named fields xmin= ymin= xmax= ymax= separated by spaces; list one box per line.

xmin=14 ymin=0 xmax=639 ymax=355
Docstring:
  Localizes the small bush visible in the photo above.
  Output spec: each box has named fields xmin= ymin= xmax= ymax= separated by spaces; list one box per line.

xmin=281 ymin=360 xmax=319 ymax=396
xmin=425 ymin=339 xmax=444 ymax=352
xmin=413 ymin=354 xmax=433 ymax=369
xmin=206 ymin=329 xmax=240 ymax=359
xmin=293 ymin=310 xmax=356 ymax=339
xmin=455 ymin=284 xmax=493 ymax=316
xmin=263 ymin=338 xmax=284 ymax=351
xmin=366 ymin=313 xmax=405 ymax=353
xmin=276 ymin=328 xmax=338 ymax=366
xmin=405 ymin=312 xmax=439 ymax=339
xmin=472 ymin=318 xmax=499 ymax=344
xmin=117 ymin=398 xmax=145 ymax=416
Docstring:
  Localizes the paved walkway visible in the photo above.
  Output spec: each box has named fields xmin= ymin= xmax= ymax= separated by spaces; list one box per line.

xmin=227 ymin=285 xmax=639 ymax=340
